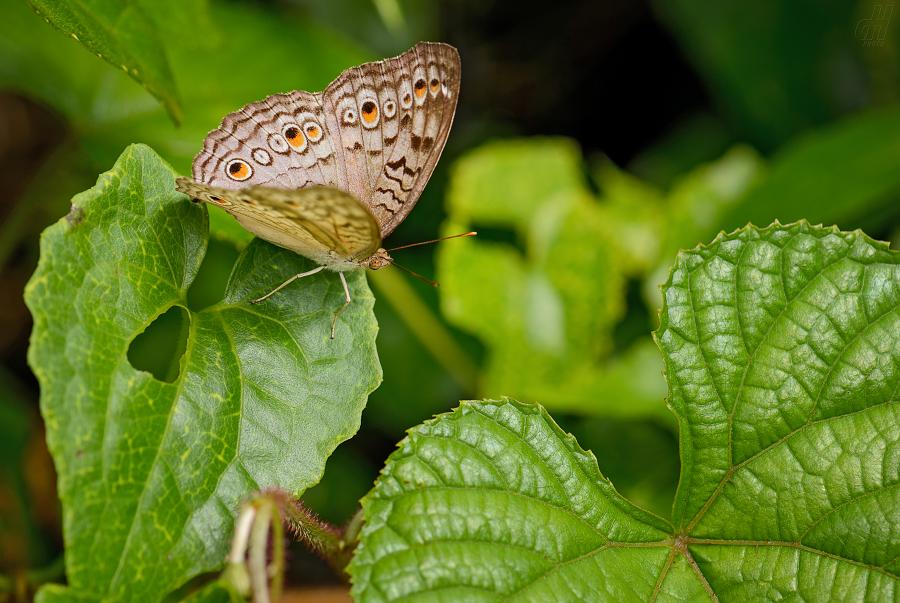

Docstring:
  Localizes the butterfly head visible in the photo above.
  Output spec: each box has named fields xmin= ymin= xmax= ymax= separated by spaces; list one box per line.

xmin=362 ymin=248 xmax=393 ymax=270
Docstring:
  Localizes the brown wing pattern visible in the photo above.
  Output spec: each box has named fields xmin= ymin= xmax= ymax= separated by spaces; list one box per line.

xmin=188 ymin=41 xmax=459 ymax=242
xmin=320 ymin=41 xmax=460 ymax=237
xmin=192 ymin=90 xmax=342 ymax=192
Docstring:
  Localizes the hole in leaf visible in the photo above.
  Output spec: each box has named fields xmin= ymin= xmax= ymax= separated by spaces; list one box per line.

xmin=127 ymin=306 xmax=189 ymax=383
xmin=187 ymin=238 xmax=241 ymax=312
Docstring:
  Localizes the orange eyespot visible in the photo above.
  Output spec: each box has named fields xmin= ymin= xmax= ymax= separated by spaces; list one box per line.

xmin=226 ymin=160 xmax=252 ymax=181
xmin=384 ymin=100 xmax=396 ymax=118
xmin=414 ymin=79 xmax=427 ymax=98
xmin=284 ymin=126 xmax=305 ymax=148
xmin=430 ymin=78 xmax=440 ymax=93
xmin=305 ymin=123 xmax=321 ymax=141
xmin=361 ymin=100 xmax=378 ymax=124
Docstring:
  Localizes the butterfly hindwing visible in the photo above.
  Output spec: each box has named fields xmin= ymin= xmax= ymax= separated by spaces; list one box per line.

xmin=175 ymin=178 xmax=381 ymax=270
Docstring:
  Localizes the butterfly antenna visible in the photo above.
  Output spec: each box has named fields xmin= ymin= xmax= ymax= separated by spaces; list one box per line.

xmin=390 ymin=261 xmax=439 ymax=287
xmin=386 ymin=231 xmax=477 ymax=252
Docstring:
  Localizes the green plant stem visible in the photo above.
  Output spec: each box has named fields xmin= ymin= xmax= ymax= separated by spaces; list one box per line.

xmin=368 ymin=267 xmax=480 ymax=395
xmin=249 ymin=502 xmax=272 ymax=603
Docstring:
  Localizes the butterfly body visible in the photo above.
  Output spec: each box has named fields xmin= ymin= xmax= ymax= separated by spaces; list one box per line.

xmin=175 ymin=42 xmax=460 ymax=335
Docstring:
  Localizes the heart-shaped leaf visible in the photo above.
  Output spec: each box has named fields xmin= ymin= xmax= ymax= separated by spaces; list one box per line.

xmin=351 ymin=222 xmax=900 ymax=601
xmin=25 ymin=144 xmax=381 ymax=602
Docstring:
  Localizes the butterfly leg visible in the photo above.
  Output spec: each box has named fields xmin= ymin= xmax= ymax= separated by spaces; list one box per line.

xmin=331 ymin=272 xmax=353 ymax=339
xmin=251 ymin=265 xmax=327 ymax=304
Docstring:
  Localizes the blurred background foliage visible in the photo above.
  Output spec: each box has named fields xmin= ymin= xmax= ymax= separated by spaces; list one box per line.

xmin=3 ymin=0 xmax=900 ymax=595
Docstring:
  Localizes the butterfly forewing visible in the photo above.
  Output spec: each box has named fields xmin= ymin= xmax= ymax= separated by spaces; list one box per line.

xmin=367 ymin=43 xmax=459 ymax=237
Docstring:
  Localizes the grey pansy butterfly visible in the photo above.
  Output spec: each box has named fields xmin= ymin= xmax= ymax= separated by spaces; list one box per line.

xmin=175 ymin=42 xmax=461 ymax=337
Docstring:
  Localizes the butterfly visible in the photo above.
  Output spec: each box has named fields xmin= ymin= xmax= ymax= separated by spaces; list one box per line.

xmin=175 ymin=42 xmax=461 ymax=337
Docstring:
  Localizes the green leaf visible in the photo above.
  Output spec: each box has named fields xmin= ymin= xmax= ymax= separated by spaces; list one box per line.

xmin=438 ymin=138 xmax=667 ymax=419
xmin=352 ymin=222 xmax=900 ymax=601
xmin=722 ymin=107 xmax=900 ymax=234
xmin=652 ymin=0 xmax=860 ymax=150
xmin=25 ymin=144 xmax=381 ymax=601
xmin=26 ymin=0 xmax=188 ymax=124
xmin=0 ymin=1 xmax=367 ymax=175
xmin=348 ymin=398 xmax=673 ymax=601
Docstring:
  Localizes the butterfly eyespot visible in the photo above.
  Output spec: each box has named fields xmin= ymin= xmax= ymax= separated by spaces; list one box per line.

xmin=282 ymin=124 xmax=307 ymax=151
xmin=304 ymin=122 xmax=323 ymax=142
xmin=252 ymin=148 xmax=272 ymax=165
xmin=343 ymin=108 xmax=357 ymax=124
xmin=206 ymin=194 xmax=227 ymax=205
xmin=441 ymin=81 xmax=449 ymax=95
xmin=383 ymin=100 xmax=397 ymax=118
xmin=414 ymin=79 xmax=427 ymax=99
xmin=226 ymin=160 xmax=252 ymax=181
xmin=361 ymin=100 xmax=379 ymax=127
xmin=268 ymin=134 xmax=289 ymax=153
xmin=430 ymin=78 xmax=440 ymax=94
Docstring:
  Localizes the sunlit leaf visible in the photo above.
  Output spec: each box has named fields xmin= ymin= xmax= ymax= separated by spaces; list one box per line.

xmin=349 ymin=398 xmax=673 ymax=602
xmin=353 ymin=222 xmax=900 ymax=601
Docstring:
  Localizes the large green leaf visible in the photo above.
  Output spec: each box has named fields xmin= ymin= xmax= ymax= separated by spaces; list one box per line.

xmin=349 ymin=398 xmax=673 ymax=602
xmin=437 ymin=138 xmax=667 ymax=419
xmin=352 ymin=222 xmax=900 ymax=601
xmin=25 ymin=144 xmax=381 ymax=602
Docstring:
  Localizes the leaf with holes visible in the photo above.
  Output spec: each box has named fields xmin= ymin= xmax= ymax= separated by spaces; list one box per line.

xmin=25 ymin=144 xmax=381 ymax=602
xmin=351 ymin=222 xmax=900 ymax=601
